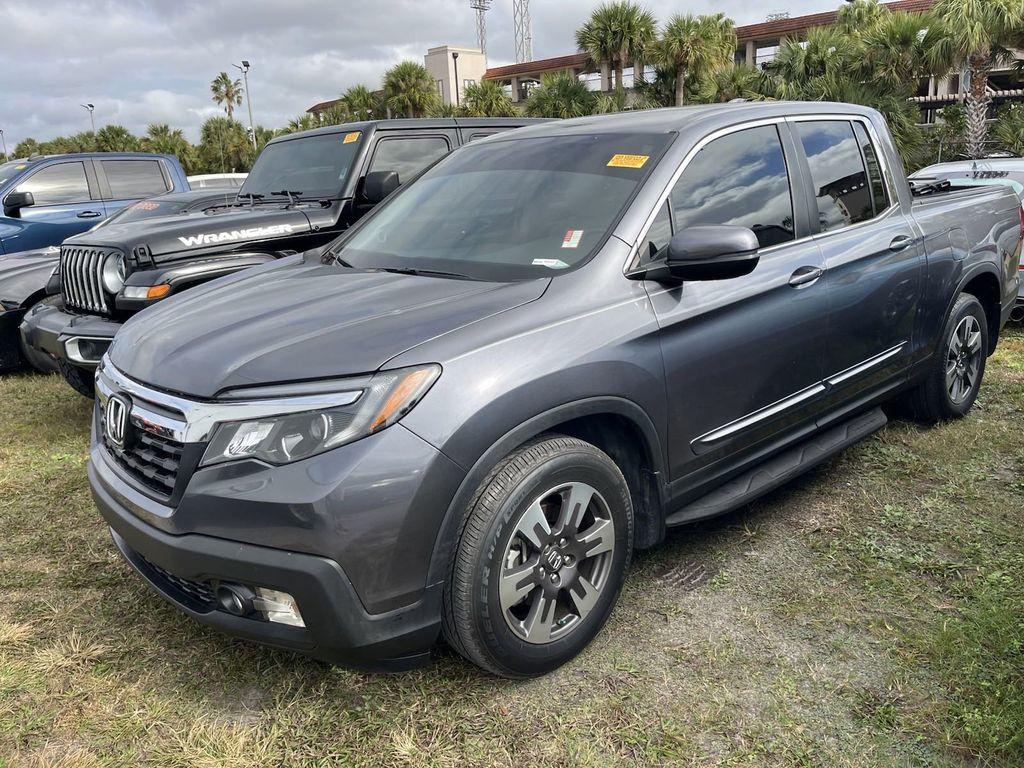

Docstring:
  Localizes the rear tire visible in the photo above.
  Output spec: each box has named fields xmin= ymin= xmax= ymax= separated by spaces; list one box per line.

xmin=443 ymin=435 xmax=633 ymax=678
xmin=905 ymin=292 xmax=987 ymax=423
xmin=18 ymin=297 xmax=59 ymax=374
xmin=58 ymin=358 xmax=96 ymax=399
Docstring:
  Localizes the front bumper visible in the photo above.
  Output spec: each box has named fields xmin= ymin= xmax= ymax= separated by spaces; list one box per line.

xmin=89 ymin=447 xmax=447 ymax=671
xmin=20 ymin=301 xmax=119 ymax=369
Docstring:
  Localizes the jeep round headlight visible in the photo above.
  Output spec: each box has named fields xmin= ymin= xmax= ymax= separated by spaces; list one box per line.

xmin=101 ymin=253 xmax=126 ymax=293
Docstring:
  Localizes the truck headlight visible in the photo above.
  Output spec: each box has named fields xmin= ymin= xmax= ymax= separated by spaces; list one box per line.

xmin=101 ymin=253 xmax=126 ymax=293
xmin=200 ymin=364 xmax=440 ymax=467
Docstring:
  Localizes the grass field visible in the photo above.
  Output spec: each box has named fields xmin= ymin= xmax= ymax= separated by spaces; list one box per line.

xmin=1 ymin=327 xmax=1022 ymax=768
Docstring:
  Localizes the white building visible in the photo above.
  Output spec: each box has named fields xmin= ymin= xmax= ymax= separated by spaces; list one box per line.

xmin=424 ymin=45 xmax=487 ymax=108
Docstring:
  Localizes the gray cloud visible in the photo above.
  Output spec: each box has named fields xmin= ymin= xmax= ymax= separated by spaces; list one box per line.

xmin=0 ymin=0 xmax=832 ymax=148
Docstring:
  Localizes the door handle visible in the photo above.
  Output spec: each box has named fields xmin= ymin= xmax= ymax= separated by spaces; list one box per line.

xmin=889 ymin=235 xmax=914 ymax=252
xmin=788 ymin=266 xmax=824 ymax=287
xmin=77 ymin=210 xmax=102 ymax=219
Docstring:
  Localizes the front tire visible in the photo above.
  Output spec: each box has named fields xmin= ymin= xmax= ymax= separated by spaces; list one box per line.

xmin=58 ymin=358 xmax=96 ymax=399
xmin=443 ymin=435 xmax=633 ymax=678
xmin=906 ymin=292 xmax=988 ymax=423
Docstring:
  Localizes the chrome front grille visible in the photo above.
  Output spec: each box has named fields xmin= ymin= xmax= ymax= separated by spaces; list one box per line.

xmin=61 ymin=246 xmax=117 ymax=314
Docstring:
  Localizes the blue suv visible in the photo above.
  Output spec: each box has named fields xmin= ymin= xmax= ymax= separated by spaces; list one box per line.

xmin=0 ymin=153 xmax=189 ymax=254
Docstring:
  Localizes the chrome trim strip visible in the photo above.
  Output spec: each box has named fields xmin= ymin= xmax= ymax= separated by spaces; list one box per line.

xmin=96 ymin=356 xmax=363 ymax=444
xmin=692 ymin=382 xmax=827 ymax=447
xmin=825 ymin=343 xmax=906 ymax=387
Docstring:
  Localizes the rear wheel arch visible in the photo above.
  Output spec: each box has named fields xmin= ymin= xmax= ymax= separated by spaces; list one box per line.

xmin=426 ymin=398 xmax=666 ymax=588
xmin=958 ymin=269 xmax=1001 ymax=354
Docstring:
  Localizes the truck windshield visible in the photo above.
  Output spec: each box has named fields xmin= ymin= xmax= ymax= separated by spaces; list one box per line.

xmin=0 ymin=160 xmax=29 ymax=187
xmin=334 ymin=132 xmax=672 ymax=281
xmin=239 ymin=132 xmax=362 ymax=201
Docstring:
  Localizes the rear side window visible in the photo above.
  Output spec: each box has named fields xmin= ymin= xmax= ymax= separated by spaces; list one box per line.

xmin=15 ymin=161 xmax=90 ymax=205
xmin=101 ymin=159 xmax=170 ymax=199
xmin=795 ymin=121 xmax=876 ymax=232
xmin=852 ymin=122 xmax=890 ymax=215
xmin=671 ymin=125 xmax=795 ymax=249
xmin=368 ymin=137 xmax=450 ymax=185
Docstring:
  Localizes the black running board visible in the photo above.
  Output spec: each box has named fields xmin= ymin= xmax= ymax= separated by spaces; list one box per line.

xmin=665 ymin=407 xmax=887 ymax=527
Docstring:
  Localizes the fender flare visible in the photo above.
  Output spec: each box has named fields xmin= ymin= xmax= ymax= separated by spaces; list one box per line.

xmin=424 ymin=396 xmax=666 ymax=588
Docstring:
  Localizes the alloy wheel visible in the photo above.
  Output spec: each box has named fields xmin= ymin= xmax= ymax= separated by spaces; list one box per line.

xmin=945 ymin=315 xmax=983 ymax=405
xmin=499 ymin=481 xmax=616 ymax=644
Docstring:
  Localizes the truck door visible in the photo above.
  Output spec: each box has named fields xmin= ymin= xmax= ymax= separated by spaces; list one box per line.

xmin=96 ymin=157 xmax=173 ymax=217
xmin=3 ymin=159 xmax=105 ymax=251
xmin=645 ymin=122 xmax=830 ymax=481
xmin=791 ymin=118 xmax=923 ymax=411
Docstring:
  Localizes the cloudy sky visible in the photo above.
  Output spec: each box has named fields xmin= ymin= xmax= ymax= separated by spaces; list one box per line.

xmin=0 ymin=0 xmax=834 ymax=147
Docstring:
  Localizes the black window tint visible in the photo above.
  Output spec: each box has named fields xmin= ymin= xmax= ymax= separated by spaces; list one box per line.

xmin=852 ymin=122 xmax=889 ymax=215
xmin=15 ymin=161 xmax=90 ymax=205
xmin=102 ymin=160 xmax=170 ymax=199
xmin=670 ymin=125 xmax=794 ymax=249
xmin=643 ymin=202 xmax=672 ymax=262
xmin=369 ymin=137 xmax=450 ymax=185
xmin=795 ymin=121 xmax=874 ymax=232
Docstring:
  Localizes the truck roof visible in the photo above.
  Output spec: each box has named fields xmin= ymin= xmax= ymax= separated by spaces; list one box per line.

xmin=475 ymin=101 xmax=884 ymax=140
xmin=267 ymin=117 xmax=551 ymax=145
xmin=4 ymin=151 xmax=178 ymax=165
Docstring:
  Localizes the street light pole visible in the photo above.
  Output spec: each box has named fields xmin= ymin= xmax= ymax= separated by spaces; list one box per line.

xmin=233 ymin=60 xmax=257 ymax=151
xmin=0 ymin=130 xmax=7 ymax=161
xmin=452 ymin=51 xmax=460 ymax=107
xmin=81 ymin=103 xmax=95 ymax=134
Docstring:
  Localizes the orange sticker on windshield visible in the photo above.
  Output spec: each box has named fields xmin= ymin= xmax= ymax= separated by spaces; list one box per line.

xmin=607 ymin=154 xmax=649 ymax=169
xmin=343 ymin=132 xmax=361 ymax=144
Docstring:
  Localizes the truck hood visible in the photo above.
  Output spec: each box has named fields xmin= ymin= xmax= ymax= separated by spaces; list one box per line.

xmin=0 ymin=247 xmax=59 ymax=305
xmin=65 ymin=205 xmax=316 ymax=259
xmin=110 ymin=262 xmax=549 ymax=398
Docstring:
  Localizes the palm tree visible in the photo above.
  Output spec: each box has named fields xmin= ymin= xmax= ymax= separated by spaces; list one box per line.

xmin=524 ymin=71 xmax=597 ymax=118
xmin=342 ymin=85 xmax=379 ymax=121
xmin=835 ymin=0 xmax=891 ymax=34
xmin=282 ymin=114 xmax=319 ymax=135
xmin=863 ymin=12 xmax=947 ymax=90
xmin=383 ymin=61 xmax=439 ymax=119
xmin=575 ymin=2 xmax=657 ymax=92
xmin=197 ymin=117 xmax=250 ymax=173
xmin=210 ymin=72 xmax=244 ymax=119
xmin=654 ymin=13 xmax=736 ymax=106
xmin=462 ymin=81 xmax=517 ymax=117
xmin=929 ymin=0 xmax=1024 ymax=158
xmin=142 ymin=123 xmax=189 ymax=157
xmin=95 ymin=125 xmax=141 ymax=152
xmin=992 ymin=104 xmax=1024 ymax=156
xmin=710 ymin=63 xmax=763 ymax=102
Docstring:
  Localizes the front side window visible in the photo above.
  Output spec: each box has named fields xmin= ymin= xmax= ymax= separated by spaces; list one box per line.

xmin=101 ymin=159 xmax=170 ymax=199
xmin=368 ymin=137 xmax=451 ymax=186
xmin=670 ymin=125 xmax=795 ymax=249
xmin=795 ymin=120 xmax=875 ymax=233
xmin=335 ymin=133 xmax=672 ymax=281
xmin=14 ymin=161 xmax=90 ymax=205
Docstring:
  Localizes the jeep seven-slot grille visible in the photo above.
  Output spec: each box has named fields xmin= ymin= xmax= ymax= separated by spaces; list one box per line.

xmin=61 ymin=245 xmax=119 ymax=314
xmin=100 ymin=410 xmax=184 ymax=497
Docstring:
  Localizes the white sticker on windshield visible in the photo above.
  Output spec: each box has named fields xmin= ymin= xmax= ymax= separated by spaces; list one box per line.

xmin=562 ymin=229 xmax=584 ymax=249
xmin=533 ymin=258 xmax=570 ymax=269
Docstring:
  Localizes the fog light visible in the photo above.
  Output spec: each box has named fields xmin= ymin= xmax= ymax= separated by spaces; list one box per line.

xmin=253 ymin=587 xmax=305 ymax=627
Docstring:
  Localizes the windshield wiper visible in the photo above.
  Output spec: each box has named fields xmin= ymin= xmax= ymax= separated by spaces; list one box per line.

xmin=237 ymin=192 xmax=264 ymax=207
xmin=271 ymin=190 xmax=302 ymax=206
xmin=375 ymin=266 xmax=472 ymax=280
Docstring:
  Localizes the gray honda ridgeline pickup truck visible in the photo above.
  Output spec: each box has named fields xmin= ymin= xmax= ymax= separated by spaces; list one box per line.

xmin=21 ymin=118 xmax=540 ymax=395
xmin=89 ymin=103 xmax=1023 ymax=677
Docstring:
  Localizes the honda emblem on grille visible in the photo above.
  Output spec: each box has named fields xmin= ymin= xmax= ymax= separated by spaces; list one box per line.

xmin=105 ymin=395 xmax=130 ymax=449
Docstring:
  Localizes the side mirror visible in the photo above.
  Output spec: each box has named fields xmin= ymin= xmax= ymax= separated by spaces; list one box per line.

xmin=3 ymin=190 xmax=35 ymax=216
xmin=643 ymin=225 xmax=760 ymax=282
xmin=362 ymin=170 xmax=400 ymax=205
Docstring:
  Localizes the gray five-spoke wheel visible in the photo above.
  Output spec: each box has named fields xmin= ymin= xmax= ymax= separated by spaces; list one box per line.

xmin=499 ymin=482 xmax=616 ymax=644
xmin=945 ymin=315 xmax=983 ymax=405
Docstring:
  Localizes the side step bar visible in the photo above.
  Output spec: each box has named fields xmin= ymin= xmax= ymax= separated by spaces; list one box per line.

xmin=665 ymin=407 xmax=887 ymax=527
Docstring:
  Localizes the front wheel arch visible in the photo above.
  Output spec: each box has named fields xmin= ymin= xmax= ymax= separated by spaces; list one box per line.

xmin=426 ymin=397 xmax=666 ymax=590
